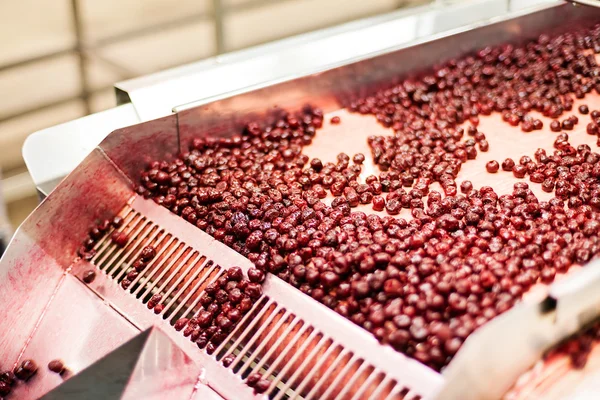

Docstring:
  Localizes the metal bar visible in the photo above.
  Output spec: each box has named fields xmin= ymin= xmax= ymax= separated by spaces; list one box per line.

xmin=348 ymin=368 xmax=381 ymax=400
xmin=221 ymin=0 xmax=297 ymax=14
xmin=272 ymin=337 xmax=330 ymax=400
xmin=83 ymin=50 xmax=137 ymax=80
xmin=169 ymin=266 xmax=222 ymax=319
xmin=151 ymin=250 xmax=198 ymax=304
xmin=303 ymin=351 xmax=352 ymax=400
xmin=261 ymin=325 xmax=311 ymax=378
xmin=114 ymin=232 xmax=173 ymax=281
xmin=69 ymin=0 xmax=91 ymax=114
xmin=333 ymin=363 xmax=370 ymax=400
xmin=237 ymin=310 xmax=291 ymax=373
xmin=158 ymin=253 xmax=204 ymax=313
xmin=218 ymin=297 xmax=270 ymax=359
xmin=383 ymin=388 xmax=404 ymax=400
xmin=127 ymin=236 xmax=179 ymax=288
xmin=266 ymin=330 xmax=321 ymax=396
xmin=104 ymin=225 xmax=163 ymax=275
xmin=115 ymin=230 xmax=168 ymax=277
xmin=290 ymin=342 xmax=339 ymax=400
xmin=0 ymin=49 xmax=75 ymax=74
xmin=162 ymin=260 xmax=215 ymax=317
xmin=308 ymin=354 xmax=358 ymax=400
xmin=215 ymin=295 xmax=268 ymax=356
xmin=230 ymin=305 xmax=284 ymax=366
xmin=94 ymin=214 xmax=146 ymax=268
xmin=244 ymin=315 xmax=299 ymax=373
xmin=213 ymin=0 xmax=225 ymax=54
xmin=180 ymin=270 xmax=225 ymax=318
xmin=130 ymin=239 xmax=183 ymax=295
xmin=92 ymin=208 xmax=135 ymax=253
xmin=368 ymin=377 xmax=393 ymax=400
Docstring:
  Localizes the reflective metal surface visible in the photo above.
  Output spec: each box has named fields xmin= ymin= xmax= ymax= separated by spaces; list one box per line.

xmin=41 ymin=327 xmax=202 ymax=400
xmin=23 ymin=103 xmax=139 ymax=198
xmin=9 ymin=1 xmax=600 ymax=399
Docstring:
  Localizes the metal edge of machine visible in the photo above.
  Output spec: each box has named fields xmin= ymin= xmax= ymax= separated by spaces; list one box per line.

xmin=6 ymin=1 xmax=600 ymax=399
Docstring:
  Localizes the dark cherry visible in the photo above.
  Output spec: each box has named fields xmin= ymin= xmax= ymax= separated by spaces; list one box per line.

xmin=512 ymin=165 xmax=527 ymax=179
xmin=48 ymin=359 xmax=65 ymax=374
xmin=222 ymin=355 xmax=235 ymax=367
xmin=245 ymin=283 xmax=263 ymax=299
xmin=486 ymin=160 xmax=499 ymax=173
xmin=372 ymin=196 xmax=385 ymax=211
xmin=248 ymin=268 xmax=266 ymax=283
xmin=227 ymin=266 xmax=244 ymax=281
xmin=140 ymin=246 xmax=156 ymax=261
xmin=550 ymin=120 xmax=561 ymax=132
xmin=246 ymin=372 xmax=262 ymax=387
xmin=460 ymin=181 xmax=473 ymax=194
xmin=82 ymin=270 xmax=96 ymax=284
xmin=111 ymin=231 xmax=129 ymax=247
xmin=174 ymin=318 xmax=189 ymax=331
xmin=254 ymin=378 xmax=271 ymax=393
xmin=353 ymin=153 xmax=365 ymax=164
xmin=14 ymin=360 xmax=37 ymax=381
xmin=0 ymin=381 xmax=9 ymax=396
xmin=112 ymin=216 xmax=124 ymax=228
xmin=0 ymin=371 xmax=15 ymax=386
xmin=501 ymin=158 xmax=515 ymax=171
xmin=562 ymin=119 xmax=574 ymax=130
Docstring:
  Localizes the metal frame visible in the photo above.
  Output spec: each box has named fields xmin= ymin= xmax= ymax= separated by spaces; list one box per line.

xmin=5 ymin=2 xmax=600 ymax=399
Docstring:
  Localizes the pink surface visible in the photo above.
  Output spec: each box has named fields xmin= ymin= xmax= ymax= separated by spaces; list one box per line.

xmin=100 ymin=114 xmax=179 ymax=184
xmin=9 ymin=275 xmax=140 ymax=399
xmin=22 ymin=149 xmax=133 ymax=267
xmin=0 ymin=234 xmax=63 ymax=368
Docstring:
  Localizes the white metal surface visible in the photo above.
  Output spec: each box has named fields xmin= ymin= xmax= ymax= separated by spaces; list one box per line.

xmin=22 ymin=103 xmax=139 ymax=196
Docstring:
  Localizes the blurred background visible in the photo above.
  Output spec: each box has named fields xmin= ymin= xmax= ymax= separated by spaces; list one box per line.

xmin=0 ymin=0 xmax=434 ymax=231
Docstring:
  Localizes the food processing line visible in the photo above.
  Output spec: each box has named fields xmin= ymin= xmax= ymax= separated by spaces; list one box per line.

xmin=3 ymin=0 xmax=600 ymax=399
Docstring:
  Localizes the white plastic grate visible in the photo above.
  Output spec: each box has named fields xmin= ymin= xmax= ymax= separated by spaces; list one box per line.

xmin=85 ymin=198 xmax=441 ymax=399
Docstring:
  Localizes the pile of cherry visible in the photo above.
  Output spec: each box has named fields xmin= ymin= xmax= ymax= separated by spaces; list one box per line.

xmin=128 ymin=25 xmax=600 ymax=377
